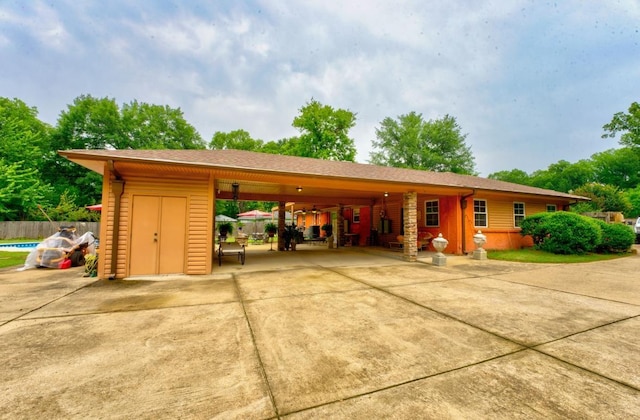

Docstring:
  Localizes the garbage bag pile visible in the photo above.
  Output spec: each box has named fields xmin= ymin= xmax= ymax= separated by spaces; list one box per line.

xmin=20 ymin=226 xmax=97 ymax=270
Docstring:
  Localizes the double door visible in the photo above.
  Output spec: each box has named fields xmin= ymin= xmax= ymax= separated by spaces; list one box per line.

xmin=129 ymin=195 xmax=187 ymax=276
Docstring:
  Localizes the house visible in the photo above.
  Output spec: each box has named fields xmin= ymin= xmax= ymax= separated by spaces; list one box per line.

xmin=59 ymin=149 xmax=587 ymax=279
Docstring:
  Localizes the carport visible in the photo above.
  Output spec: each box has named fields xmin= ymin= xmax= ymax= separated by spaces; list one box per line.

xmin=59 ymin=149 xmax=585 ymax=279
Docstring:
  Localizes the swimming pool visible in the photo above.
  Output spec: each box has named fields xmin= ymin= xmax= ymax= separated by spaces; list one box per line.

xmin=0 ymin=242 xmax=38 ymax=252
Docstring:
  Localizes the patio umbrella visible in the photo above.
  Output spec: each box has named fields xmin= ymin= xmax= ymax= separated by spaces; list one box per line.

xmin=215 ymin=214 xmax=237 ymax=222
xmin=86 ymin=204 xmax=102 ymax=211
xmin=237 ymin=209 xmax=272 ymax=233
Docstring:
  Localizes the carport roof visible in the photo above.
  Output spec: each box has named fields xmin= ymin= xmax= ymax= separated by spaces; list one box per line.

xmin=59 ymin=149 xmax=588 ymax=201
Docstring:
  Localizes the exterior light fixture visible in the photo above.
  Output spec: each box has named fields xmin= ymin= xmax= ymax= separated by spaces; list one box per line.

xmin=296 ymin=186 xmax=303 ymax=192
xmin=302 ymin=208 xmax=306 ymax=215
xmin=311 ymin=205 xmax=317 ymax=214
xmin=232 ymin=182 xmax=239 ymax=200
xmin=384 ymin=192 xmax=389 ymax=197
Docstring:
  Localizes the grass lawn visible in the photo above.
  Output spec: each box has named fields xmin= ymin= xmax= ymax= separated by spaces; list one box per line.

xmin=488 ymin=248 xmax=632 ymax=263
xmin=0 ymin=238 xmax=39 ymax=244
xmin=0 ymin=251 xmax=29 ymax=269
xmin=0 ymin=239 xmax=37 ymax=269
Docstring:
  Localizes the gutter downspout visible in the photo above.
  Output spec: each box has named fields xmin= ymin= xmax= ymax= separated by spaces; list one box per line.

xmin=460 ymin=190 xmax=475 ymax=254
xmin=108 ymin=160 xmax=124 ymax=280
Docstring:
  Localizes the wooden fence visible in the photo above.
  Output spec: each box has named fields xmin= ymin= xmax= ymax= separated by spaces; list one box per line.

xmin=0 ymin=222 xmax=101 ymax=240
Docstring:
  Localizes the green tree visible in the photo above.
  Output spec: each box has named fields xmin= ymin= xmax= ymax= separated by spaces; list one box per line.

xmin=292 ymin=99 xmax=356 ymax=161
xmin=0 ymin=97 xmax=51 ymax=167
xmin=590 ymin=147 xmax=640 ymax=189
xmin=0 ymin=161 xmax=51 ymax=220
xmin=370 ymin=112 xmax=476 ymax=174
xmin=602 ymin=101 xmax=640 ymax=148
xmin=40 ymin=191 xmax=100 ymax=222
xmin=571 ymin=183 xmax=631 ymax=214
xmin=0 ymin=98 xmax=55 ymax=219
xmin=261 ymin=137 xmax=301 ymax=156
xmin=121 ymin=101 xmax=205 ymax=149
xmin=43 ymin=95 xmax=121 ymax=205
xmin=529 ymin=160 xmax=595 ymax=193
xmin=623 ymin=186 xmax=640 ymax=218
xmin=488 ymin=169 xmax=531 ymax=185
xmin=209 ymin=129 xmax=264 ymax=151
xmin=43 ymin=94 xmax=206 ymax=206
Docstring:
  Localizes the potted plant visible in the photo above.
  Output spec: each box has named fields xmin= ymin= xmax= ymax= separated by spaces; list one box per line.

xmin=265 ymin=222 xmax=277 ymax=237
xmin=218 ymin=221 xmax=233 ymax=240
xmin=321 ymin=223 xmax=333 ymax=238
xmin=282 ymin=224 xmax=299 ymax=251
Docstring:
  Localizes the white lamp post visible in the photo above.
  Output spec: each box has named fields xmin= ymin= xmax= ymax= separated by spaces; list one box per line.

xmin=432 ymin=233 xmax=448 ymax=266
xmin=472 ymin=230 xmax=487 ymax=260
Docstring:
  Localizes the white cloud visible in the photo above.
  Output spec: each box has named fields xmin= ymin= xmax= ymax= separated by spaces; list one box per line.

xmin=1 ymin=0 xmax=639 ymax=176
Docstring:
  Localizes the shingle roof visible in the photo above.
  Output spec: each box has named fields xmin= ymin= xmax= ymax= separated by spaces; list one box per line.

xmin=59 ymin=149 xmax=587 ymax=200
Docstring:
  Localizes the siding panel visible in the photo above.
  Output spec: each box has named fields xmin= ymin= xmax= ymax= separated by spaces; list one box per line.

xmin=112 ymin=176 xmax=212 ymax=278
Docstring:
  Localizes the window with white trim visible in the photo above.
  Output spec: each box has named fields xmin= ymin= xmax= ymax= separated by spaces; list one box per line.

xmin=425 ymin=200 xmax=439 ymax=227
xmin=474 ymin=199 xmax=487 ymax=228
xmin=514 ymin=202 xmax=525 ymax=227
xmin=546 ymin=204 xmax=557 ymax=212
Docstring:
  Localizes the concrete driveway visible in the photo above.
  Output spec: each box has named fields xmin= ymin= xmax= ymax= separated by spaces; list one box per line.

xmin=1 ymin=245 xmax=639 ymax=419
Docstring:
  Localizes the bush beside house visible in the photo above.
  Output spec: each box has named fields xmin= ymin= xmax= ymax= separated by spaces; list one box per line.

xmin=520 ymin=212 xmax=633 ymax=255
xmin=594 ymin=220 xmax=636 ymax=253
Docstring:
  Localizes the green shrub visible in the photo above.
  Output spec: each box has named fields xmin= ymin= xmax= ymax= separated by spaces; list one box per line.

xmin=594 ymin=221 xmax=635 ymax=253
xmin=519 ymin=212 xmax=552 ymax=246
xmin=520 ymin=212 xmax=601 ymax=254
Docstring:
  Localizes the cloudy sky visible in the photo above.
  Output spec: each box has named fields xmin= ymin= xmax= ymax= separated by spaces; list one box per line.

xmin=1 ymin=1 xmax=639 ymax=176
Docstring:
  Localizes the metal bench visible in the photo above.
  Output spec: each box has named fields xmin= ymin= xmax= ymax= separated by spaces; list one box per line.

xmin=218 ymin=241 xmax=246 ymax=266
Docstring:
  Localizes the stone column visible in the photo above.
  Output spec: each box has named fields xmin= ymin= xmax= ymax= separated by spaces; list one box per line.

xmin=403 ymin=192 xmax=418 ymax=262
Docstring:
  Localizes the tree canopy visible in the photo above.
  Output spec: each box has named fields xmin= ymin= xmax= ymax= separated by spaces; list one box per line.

xmin=0 ymin=98 xmax=54 ymax=220
xmin=42 ymin=95 xmax=206 ymax=207
xmin=602 ymin=101 xmax=640 ymax=148
xmin=292 ymin=99 xmax=357 ymax=161
xmin=3 ymin=93 xmax=640 ymax=221
xmin=571 ymin=183 xmax=632 ymax=215
xmin=209 ymin=129 xmax=264 ymax=151
xmin=370 ymin=112 xmax=477 ymax=175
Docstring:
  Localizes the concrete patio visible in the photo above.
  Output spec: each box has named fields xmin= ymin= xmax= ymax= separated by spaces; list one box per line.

xmin=1 ymin=245 xmax=639 ymax=418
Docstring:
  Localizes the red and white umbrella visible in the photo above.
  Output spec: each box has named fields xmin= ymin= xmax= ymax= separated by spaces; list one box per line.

xmin=237 ymin=209 xmax=272 ymax=220
xmin=237 ymin=210 xmax=273 ymax=233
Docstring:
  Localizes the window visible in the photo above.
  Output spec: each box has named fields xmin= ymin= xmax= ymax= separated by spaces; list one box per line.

xmin=425 ymin=200 xmax=439 ymax=227
xmin=514 ymin=202 xmax=525 ymax=227
xmin=353 ymin=208 xmax=360 ymax=223
xmin=546 ymin=204 xmax=557 ymax=212
xmin=474 ymin=199 xmax=487 ymax=228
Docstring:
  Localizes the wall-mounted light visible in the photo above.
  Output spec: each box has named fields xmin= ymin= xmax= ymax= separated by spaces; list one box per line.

xmin=296 ymin=186 xmax=303 ymax=192
xmin=232 ymin=183 xmax=239 ymax=200
xmin=302 ymin=208 xmax=306 ymax=215
xmin=384 ymin=192 xmax=389 ymax=197
xmin=311 ymin=205 xmax=317 ymax=214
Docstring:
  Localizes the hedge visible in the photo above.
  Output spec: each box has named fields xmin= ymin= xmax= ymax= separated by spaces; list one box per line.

xmin=594 ymin=219 xmax=636 ymax=253
xmin=520 ymin=212 xmax=601 ymax=254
